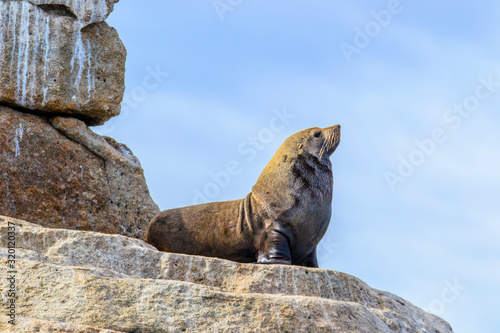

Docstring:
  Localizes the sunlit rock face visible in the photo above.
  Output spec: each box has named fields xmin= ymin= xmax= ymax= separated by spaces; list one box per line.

xmin=0 ymin=0 xmax=125 ymax=125
xmin=0 ymin=216 xmax=454 ymax=333
xmin=0 ymin=106 xmax=159 ymax=239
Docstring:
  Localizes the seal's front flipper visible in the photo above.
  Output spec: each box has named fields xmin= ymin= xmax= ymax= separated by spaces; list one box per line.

xmin=257 ymin=226 xmax=292 ymax=265
xmin=295 ymin=248 xmax=319 ymax=268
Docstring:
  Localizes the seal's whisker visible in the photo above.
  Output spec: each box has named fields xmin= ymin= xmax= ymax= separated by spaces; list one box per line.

xmin=319 ymin=139 xmax=327 ymax=158
xmin=325 ymin=132 xmax=333 ymax=156
xmin=320 ymin=130 xmax=335 ymax=158
xmin=331 ymin=131 xmax=337 ymax=147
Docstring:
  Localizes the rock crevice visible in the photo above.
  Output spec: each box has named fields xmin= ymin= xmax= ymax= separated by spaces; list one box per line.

xmin=50 ymin=116 xmax=141 ymax=169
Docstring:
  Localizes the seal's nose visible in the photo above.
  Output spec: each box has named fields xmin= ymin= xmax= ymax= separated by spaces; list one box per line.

xmin=324 ymin=124 xmax=341 ymax=131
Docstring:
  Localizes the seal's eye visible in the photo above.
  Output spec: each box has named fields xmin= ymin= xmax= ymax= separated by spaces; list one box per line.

xmin=313 ymin=131 xmax=321 ymax=138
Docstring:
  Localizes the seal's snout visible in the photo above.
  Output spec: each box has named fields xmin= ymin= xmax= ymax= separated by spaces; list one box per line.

xmin=325 ymin=124 xmax=341 ymax=132
xmin=320 ymin=124 xmax=341 ymax=157
xmin=324 ymin=125 xmax=341 ymax=140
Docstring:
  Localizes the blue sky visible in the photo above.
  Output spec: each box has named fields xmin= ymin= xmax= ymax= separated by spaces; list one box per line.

xmin=95 ymin=1 xmax=500 ymax=331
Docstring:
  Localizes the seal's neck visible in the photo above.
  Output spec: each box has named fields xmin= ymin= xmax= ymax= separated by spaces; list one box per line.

xmin=252 ymin=151 xmax=333 ymax=216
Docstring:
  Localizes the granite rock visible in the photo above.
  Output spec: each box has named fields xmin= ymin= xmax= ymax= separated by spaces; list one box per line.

xmin=0 ymin=106 xmax=159 ymax=239
xmin=0 ymin=216 xmax=454 ymax=333
xmin=0 ymin=0 xmax=125 ymax=125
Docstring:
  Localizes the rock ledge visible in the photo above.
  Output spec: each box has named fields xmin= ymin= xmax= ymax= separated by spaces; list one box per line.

xmin=0 ymin=216 xmax=454 ymax=332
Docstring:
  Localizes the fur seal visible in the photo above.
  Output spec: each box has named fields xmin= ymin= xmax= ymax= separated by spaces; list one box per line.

xmin=147 ymin=125 xmax=340 ymax=267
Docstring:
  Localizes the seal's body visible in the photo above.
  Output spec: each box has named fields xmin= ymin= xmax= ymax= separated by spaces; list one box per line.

xmin=147 ymin=125 xmax=341 ymax=267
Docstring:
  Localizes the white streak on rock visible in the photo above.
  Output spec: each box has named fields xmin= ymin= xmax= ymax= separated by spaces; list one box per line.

xmin=29 ymin=5 xmax=42 ymax=104
xmin=89 ymin=0 xmax=95 ymax=23
xmin=19 ymin=2 xmax=32 ymax=105
xmin=72 ymin=0 xmax=81 ymax=18
xmin=14 ymin=138 xmax=20 ymax=157
xmin=70 ymin=22 xmax=85 ymax=98
xmin=68 ymin=21 xmax=97 ymax=104
xmin=0 ymin=2 xmax=5 ymax=61
xmin=86 ymin=39 xmax=94 ymax=102
xmin=9 ymin=1 xmax=19 ymax=65
xmin=42 ymin=15 xmax=50 ymax=105
xmin=6 ymin=2 xmax=53 ymax=108
xmin=14 ymin=123 xmax=25 ymax=157
xmin=18 ymin=123 xmax=24 ymax=141
xmin=15 ymin=1 xmax=29 ymax=102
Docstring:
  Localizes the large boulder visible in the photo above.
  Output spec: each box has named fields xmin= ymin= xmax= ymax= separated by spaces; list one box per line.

xmin=0 ymin=106 xmax=159 ymax=239
xmin=0 ymin=216 xmax=454 ymax=332
xmin=0 ymin=0 xmax=125 ymax=125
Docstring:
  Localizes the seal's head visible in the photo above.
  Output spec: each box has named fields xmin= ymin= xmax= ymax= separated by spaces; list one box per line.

xmin=253 ymin=125 xmax=341 ymax=209
xmin=282 ymin=125 xmax=341 ymax=161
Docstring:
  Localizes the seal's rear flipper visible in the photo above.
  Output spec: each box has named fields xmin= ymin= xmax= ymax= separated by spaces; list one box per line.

xmin=257 ymin=225 xmax=292 ymax=265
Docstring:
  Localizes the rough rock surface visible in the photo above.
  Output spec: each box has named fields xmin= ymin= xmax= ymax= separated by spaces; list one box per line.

xmin=0 ymin=216 xmax=454 ymax=333
xmin=0 ymin=106 xmax=159 ymax=239
xmin=0 ymin=316 xmax=124 ymax=333
xmin=25 ymin=0 xmax=118 ymax=27
xmin=0 ymin=0 xmax=125 ymax=125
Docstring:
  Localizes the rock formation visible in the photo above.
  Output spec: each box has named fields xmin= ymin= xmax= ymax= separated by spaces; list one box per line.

xmin=24 ymin=0 xmax=118 ymax=27
xmin=0 ymin=106 xmax=159 ymax=239
xmin=0 ymin=1 xmax=455 ymax=332
xmin=0 ymin=0 xmax=125 ymax=125
xmin=0 ymin=216 xmax=454 ymax=332
xmin=0 ymin=0 xmax=158 ymax=238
